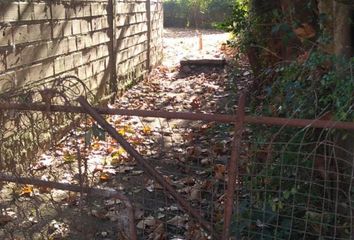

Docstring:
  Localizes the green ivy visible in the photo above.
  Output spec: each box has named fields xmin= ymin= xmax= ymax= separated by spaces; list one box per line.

xmin=258 ymin=51 xmax=354 ymax=121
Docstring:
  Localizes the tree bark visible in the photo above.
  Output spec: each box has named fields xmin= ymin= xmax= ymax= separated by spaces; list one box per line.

xmin=318 ymin=0 xmax=334 ymax=53
xmin=333 ymin=1 xmax=352 ymax=57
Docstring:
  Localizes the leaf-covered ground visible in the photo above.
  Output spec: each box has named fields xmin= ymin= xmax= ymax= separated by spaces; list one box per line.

xmin=0 ymin=28 xmax=252 ymax=239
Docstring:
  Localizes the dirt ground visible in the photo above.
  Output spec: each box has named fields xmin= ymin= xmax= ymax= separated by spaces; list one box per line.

xmin=162 ymin=28 xmax=230 ymax=67
xmin=0 ymin=28 xmax=251 ymax=240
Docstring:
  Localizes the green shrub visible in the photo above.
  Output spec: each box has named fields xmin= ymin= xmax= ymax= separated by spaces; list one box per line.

xmin=163 ymin=0 xmax=234 ymax=28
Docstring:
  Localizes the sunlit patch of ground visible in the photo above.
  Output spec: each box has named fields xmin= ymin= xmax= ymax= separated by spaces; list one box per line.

xmin=162 ymin=28 xmax=230 ymax=68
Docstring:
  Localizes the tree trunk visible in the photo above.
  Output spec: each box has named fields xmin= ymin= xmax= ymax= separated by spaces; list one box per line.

xmin=318 ymin=0 xmax=335 ymax=53
xmin=333 ymin=1 xmax=352 ymax=57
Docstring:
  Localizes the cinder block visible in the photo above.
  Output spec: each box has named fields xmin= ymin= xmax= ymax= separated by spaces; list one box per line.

xmin=104 ymin=56 xmax=109 ymax=67
xmin=0 ymin=53 xmax=6 ymax=73
xmin=40 ymin=23 xmax=52 ymax=41
xmin=67 ymin=37 xmax=77 ymax=53
xmin=82 ymin=47 xmax=97 ymax=63
xmin=83 ymin=4 xmax=91 ymax=17
xmin=65 ymin=6 xmax=76 ymax=19
xmin=6 ymin=49 xmax=21 ymax=68
xmin=28 ymin=63 xmax=43 ymax=81
xmin=52 ymin=21 xmax=63 ymax=39
xmin=19 ymin=45 xmax=35 ymax=66
xmin=90 ymin=3 xmax=99 ymax=16
xmin=15 ymin=66 xmax=30 ymax=87
xmin=12 ymin=25 xmax=28 ymax=44
xmin=54 ymin=56 xmax=65 ymax=74
xmin=91 ymin=3 xmax=106 ymax=16
xmin=92 ymin=31 xmax=101 ymax=46
xmin=92 ymin=17 xmax=103 ymax=31
xmin=72 ymin=52 xmax=82 ymax=67
xmin=72 ymin=20 xmax=81 ymax=35
xmin=1 ymin=3 xmax=19 ymax=22
xmin=33 ymin=3 xmax=50 ymax=20
xmin=136 ymin=13 xmax=147 ymax=22
xmin=25 ymin=24 xmax=41 ymax=43
xmin=40 ymin=60 xmax=54 ymax=79
xmin=19 ymin=3 xmax=34 ymax=21
xmin=80 ymin=20 xmax=91 ymax=34
xmin=0 ymin=26 xmax=12 ymax=47
xmin=75 ymin=5 xmax=84 ymax=18
xmin=51 ymin=3 xmax=66 ymax=19
xmin=85 ymin=63 xmax=93 ymax=78
xmin=60 ymin=39 xmax=70 ymax=55
xmin=49 ymin=39 xmax=70 ymax=56
xmin=96 ymin=44 xmax=109 ymax=58
xmin=101 ymin=16 xmax=109 ymax=29
xmin=64 ymin=54 xmax=74 ymax=71
xmin=20 ymin=43 xmax=48 ymax=65
xmin=0 ymin=71 xmax=16 ymax=92
xmin=53 ymin=21 xmax=72 ymax=39
xmin=76 ymin=35 xmax=85 ymax=50
xmin=100 ymin=31 xmax=109 ymax=43
xmin=92 ymin=59 xmax=102 ymax=75
xmin=46 ymin=41 xmax=56 ymax=57
xmin=77 ymin=65 xmax=87 ymax=79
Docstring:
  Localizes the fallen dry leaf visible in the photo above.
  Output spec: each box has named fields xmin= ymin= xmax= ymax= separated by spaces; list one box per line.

xmin=142 ymin=125 xmax=152 ymax=135
xmin=99 ymin=173 xmax=111 ymax=182
xmin=137 ymin=216 xmax=157 ymax=230
xmin=166 ymin=215 xmax=188 ymax=227
xmin=20 ymin=185 xmax=33 ymax=197
xmin=0 ymin=215 xmax=13 ymax=225
xmin=214 ymin=164 xmax=225 ymax=180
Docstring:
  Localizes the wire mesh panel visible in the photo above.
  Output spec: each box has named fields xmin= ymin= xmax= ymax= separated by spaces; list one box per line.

xmin=0 ymin=77 xmax=138 ymax=239
xmin=85 ymin=112 xmax=234 ymax=239
xmin=2 ymin=80 xmax=354 ymax=239
xmin=0 ymin=76 xmax=92 ymax=175
xmin=233 ymin=125 xmax=354 ymax=239
xmin=0 ymin=84 xmax=234 ymax=239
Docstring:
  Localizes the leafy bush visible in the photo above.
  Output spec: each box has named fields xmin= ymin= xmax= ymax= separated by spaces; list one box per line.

xmin=256 ymin=51 xmax=354 ymax=121
xmin=220 ymin=1 xmax=354 ymax=238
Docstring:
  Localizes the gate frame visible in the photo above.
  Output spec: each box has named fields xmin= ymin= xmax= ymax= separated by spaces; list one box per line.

xmin=1 ymin=92 xmax=354 ymax=239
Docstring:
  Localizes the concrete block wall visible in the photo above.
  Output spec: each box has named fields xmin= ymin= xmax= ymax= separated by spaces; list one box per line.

xmin=0 ymin=0 xmax=163 ymax=99
xmin=115 ymin=0 xmax=163 ymax=91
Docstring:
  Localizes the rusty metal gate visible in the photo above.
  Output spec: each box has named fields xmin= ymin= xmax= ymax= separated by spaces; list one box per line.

xmin=0 ymin=78 xmax=353 ymax=239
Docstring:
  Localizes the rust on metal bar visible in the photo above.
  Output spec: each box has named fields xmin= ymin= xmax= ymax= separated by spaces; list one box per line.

xmin=244 ymin=116 xmax=354 ymax=130
xmin=0 ymin=103 xmax=236 ymax=123
xmin=0 ymin=173 xmax=137 ymax=240
xmin=2 ymin=103 xmax=354 ymax=130
xmin=77 ymin=96 xmax=214 ymax=235
xmin=222 ymin=93 xmax=246 ymax=240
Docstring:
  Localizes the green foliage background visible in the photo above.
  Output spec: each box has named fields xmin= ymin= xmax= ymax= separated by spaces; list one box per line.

xmin=163 ymin=0 xmax=235 ymax=28
xmin=220 ymin=0 xmax=354 ymax=239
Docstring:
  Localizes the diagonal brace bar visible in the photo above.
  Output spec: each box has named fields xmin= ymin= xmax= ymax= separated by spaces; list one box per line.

xmin=77 ymin=96 xmax=214 ymax=235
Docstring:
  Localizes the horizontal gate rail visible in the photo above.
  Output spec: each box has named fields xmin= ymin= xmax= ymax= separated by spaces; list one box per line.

xmin=2 ymin=102 xmax=354 ymax=130
xmin=0 ymin=173 xmax=137 ymax=240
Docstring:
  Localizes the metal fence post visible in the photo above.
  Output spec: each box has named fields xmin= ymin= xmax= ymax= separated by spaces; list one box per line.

xmin=222 ymin=93 xmax=246 ymax=240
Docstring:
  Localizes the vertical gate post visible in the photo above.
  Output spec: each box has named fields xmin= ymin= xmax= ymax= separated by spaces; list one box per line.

xmin=222 ymin=93 xmax=246 ymax=239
